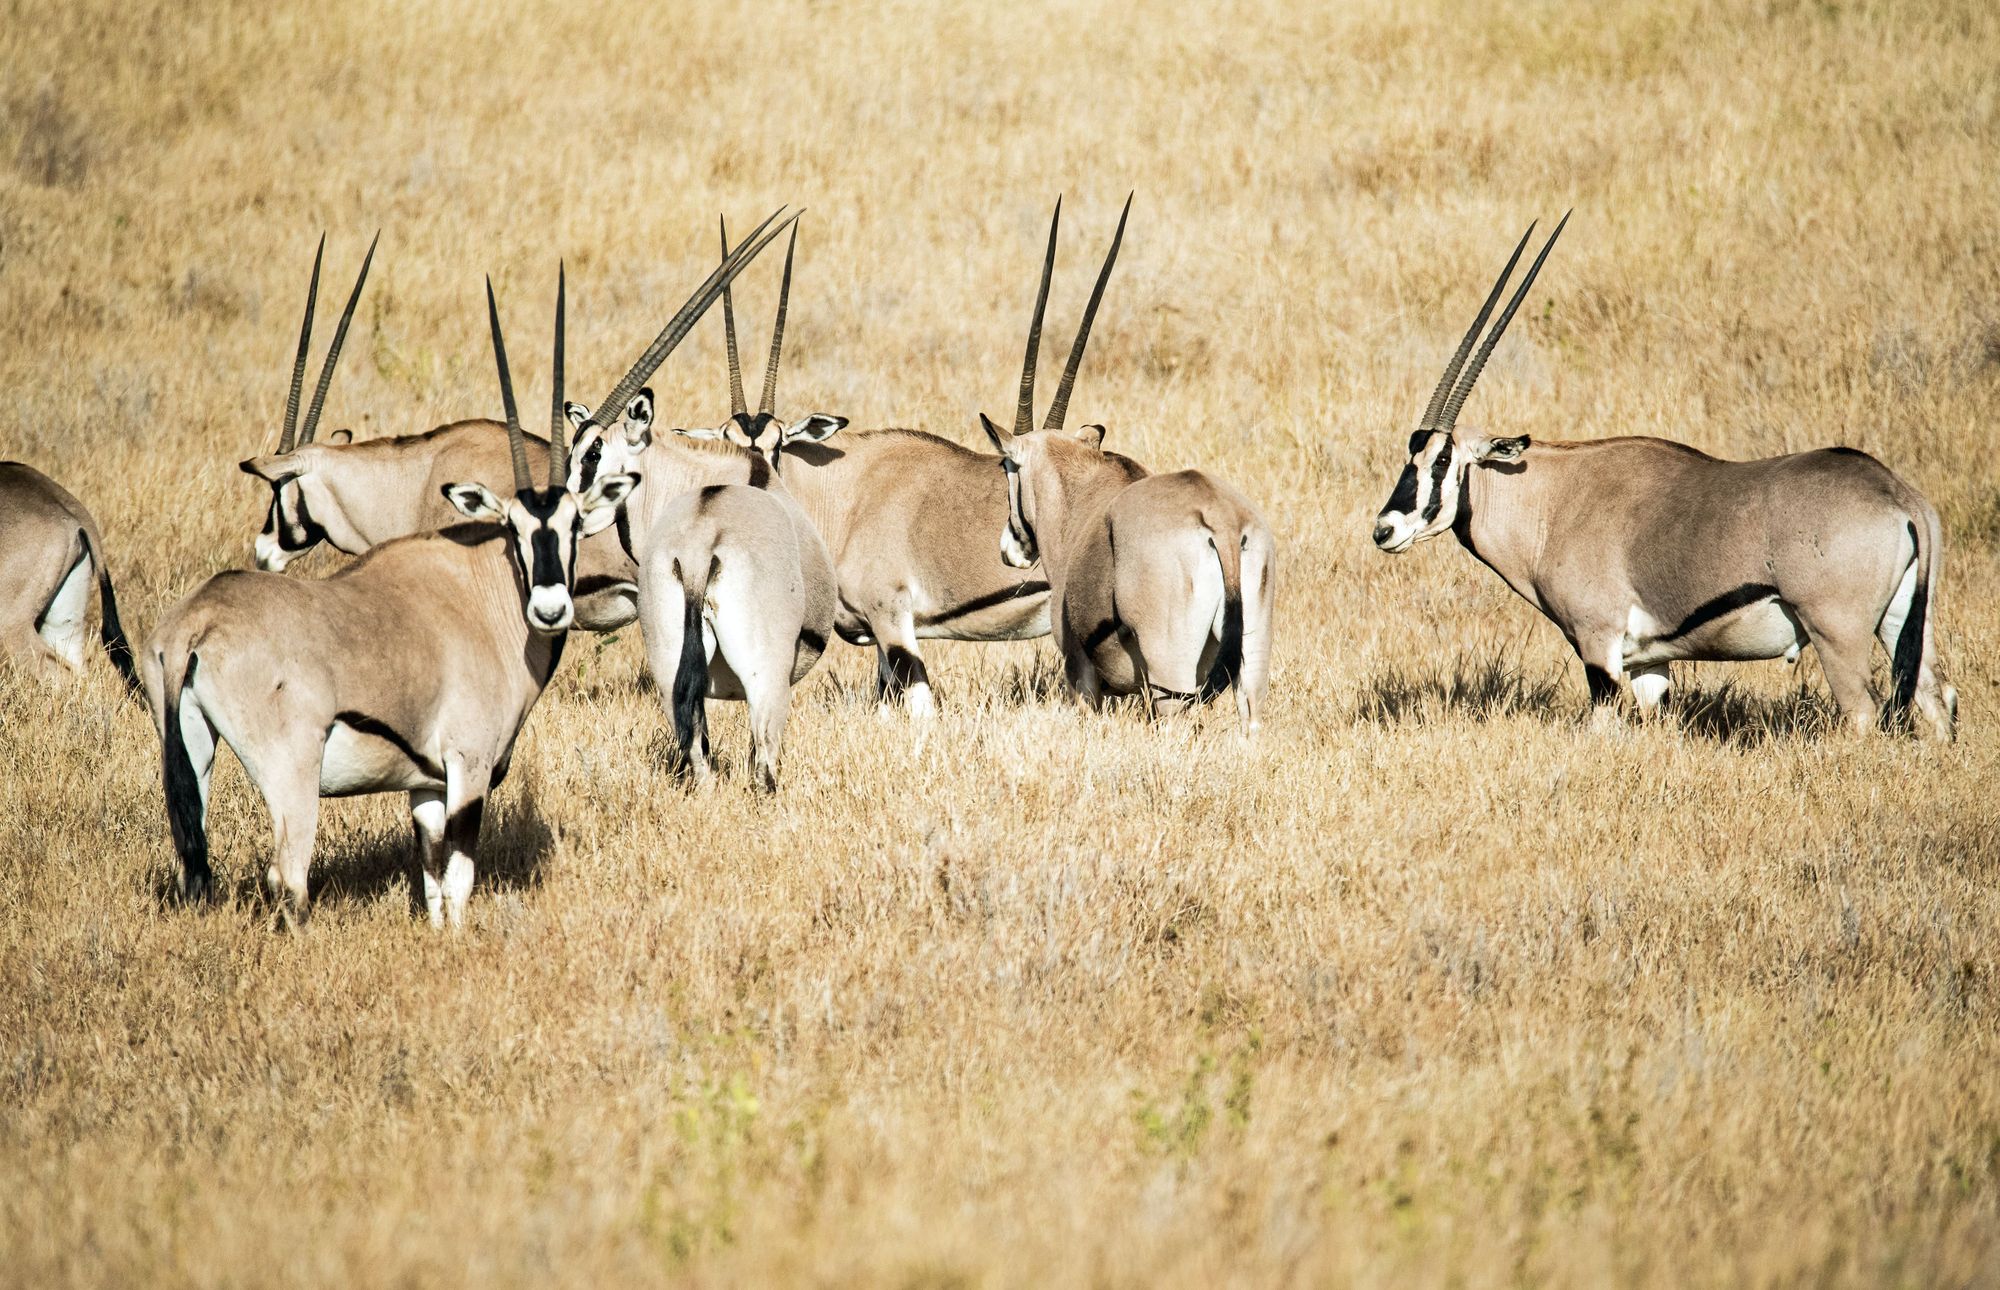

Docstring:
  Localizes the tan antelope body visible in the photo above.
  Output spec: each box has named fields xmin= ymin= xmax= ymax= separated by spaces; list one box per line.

xmin=980 ymin=199 xmax=1275 ymax=726
xmin=145 ymin=215 xmax=791 ymax=925
xmin=1373 ymin=216 xmax=1956 ymax=737
xmin=0 ymin=462 xmax=138 ymax=687
xmin=666 ymin=221 xmax=1064 ymax=715
xmin=576 ymin=221 xmax=836 ymax=789
xmin=234 ymin=235 xmax=644 ymax=629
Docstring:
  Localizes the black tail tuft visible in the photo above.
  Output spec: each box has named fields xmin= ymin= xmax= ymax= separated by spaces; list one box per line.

xmin=162 ymin=651 xmax=212 ymax=900
xmin=670 ymin=560 xmax=713 ymax=774
xmin=76 ymin=527 xmax=140 ymax=694
xmin=1887 ymin=521 xmax=1927 ymax=732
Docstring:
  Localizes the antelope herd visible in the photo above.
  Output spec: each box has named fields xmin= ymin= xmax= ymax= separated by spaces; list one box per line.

xmin=0 ymin=201 xmax=1959 ymax=925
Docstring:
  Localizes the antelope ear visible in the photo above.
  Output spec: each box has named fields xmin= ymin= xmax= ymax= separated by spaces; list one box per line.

xmin=239 ymin=454 xmax=306 ymax=485
xmin=578 ymin=472 xmax=639 ymax=536
xmin=978 ymin=413 xmax=1016 ymax=458
xmin=781 ymin=413 xmax=847 ymax=445
xmin=440 ymin=481 xmax=505 ymax=521
xmin=1071 ymin=423 xmax=1106 ymax=448
xmin=326 ymin=428 xmax=353 ymax=445
xmin=674 ymin=424 xmax=726 ymax=441
xmin=1471 ymin=435 xmax=1530 ymax=463
xmin=565 ymin=401 xmax=592 ymax=430
xmin=625 ymin=389 xmax=654 ymax=430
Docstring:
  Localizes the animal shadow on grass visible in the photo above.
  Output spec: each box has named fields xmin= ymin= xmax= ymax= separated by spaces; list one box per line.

xmin=1357 ymin=653 xmax=1838 ymax=747
xmin=151 ymin=794 xmax=556 ymax=919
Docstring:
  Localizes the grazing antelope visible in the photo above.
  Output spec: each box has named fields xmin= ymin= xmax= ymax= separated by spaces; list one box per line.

xmin=142 ymin=216 xmax=791 ymax=926
xmin=0 ymin=462 xmax=138 ymax=688
xmin=572 ymin=223 xmax=836 ymax=791
xmin=237 ymin=235 xmax=644 ymax=630
xmin=1371 ymin=214 xmax=1956 ymax=739
xmin=978 ymin=198 xmax=1276 ymax=727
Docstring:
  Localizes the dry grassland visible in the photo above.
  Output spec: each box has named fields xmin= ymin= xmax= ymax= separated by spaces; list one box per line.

xmin=4 ymin=0 xmax=2000 ymax=1284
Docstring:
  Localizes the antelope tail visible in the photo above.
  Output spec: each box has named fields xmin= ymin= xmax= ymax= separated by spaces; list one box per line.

xmin=1200 ymin=519 xmax=1245 ymax=703
xmin=671 ymin=556 xmax=718 ymax=767
xmin=1887 ymin=516 xmax=1932 ymax=731
xmin=160 ymin=648 xmax=212 ymax=897
xmin=79 ymin=527 xmax=140 ymax=694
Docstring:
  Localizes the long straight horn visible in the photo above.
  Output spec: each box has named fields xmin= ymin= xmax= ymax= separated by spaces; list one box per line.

xmin=277 ymin=234 xmax=325 ymax=454
xmin=548 ymin=262 xmax=567 ymax=489
xmin=1418 ymin=221 xmax=1535 ymax=433
xmin=1042 ymin=192 xmax=1130 ymax=431
xmin=758 ymin=224 xmax=797 ymax=417
xmin=720 ymin=216 xmax=747 ymax=418
xmin=1013 ymin=198 xmax=1061 ymax=439
xmin=297 ymin=230 xmax=379 ymax=446
xmin=590 ymin=206 xmax=800 ymax=429
xmin=486 ymin=276 xmax=531 ymax=494
xmin=1438 ymin=209 xmax=1570 ymax=431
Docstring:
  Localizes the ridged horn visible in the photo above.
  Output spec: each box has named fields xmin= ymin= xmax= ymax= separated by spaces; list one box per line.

xmin=1012 ymin=198 xmax=1061 ymax=439
xmin=548 ymin=262 xmax=567 ymax=489
xmin=759 ymin=225 xmax=796 ymax=417
xmin=297 ymin=230 xmax=379 ymax=446
xmin=588 ymin=206 xmax=800 ymax=431
xmin=1042 ymin=192 xmax=1130 ymax=431
xmin=1418 ymin=222 xmax=1535 ymax=433
xmin=277 ymin=234 xmax=325 ymax=454
xmin=485 ymin=276 xmax=531 ymax=495
xmin=1438 ymin=210 xmax=1570 ymax=431
xmin=720 ymin=215 xmax=747 ymax=419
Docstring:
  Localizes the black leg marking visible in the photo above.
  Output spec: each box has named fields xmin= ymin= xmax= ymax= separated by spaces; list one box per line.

xmin=1662 ymin=583 xmax=1781 ymax=641
xmin=884 ymin=645 xmax=929 ymax=694
xmin=1584 ymin=664 xmax=1619 ymax=706
xmin=334 ymin=711 xmax=446 ymax=782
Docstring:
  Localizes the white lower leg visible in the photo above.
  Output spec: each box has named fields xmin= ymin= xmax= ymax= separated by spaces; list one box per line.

xmin=442 ymin=852 xmax=475 ymax=929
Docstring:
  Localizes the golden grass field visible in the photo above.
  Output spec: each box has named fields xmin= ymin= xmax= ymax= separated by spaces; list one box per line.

xmin=4 ymin=0 xmax=1999 ymax=1283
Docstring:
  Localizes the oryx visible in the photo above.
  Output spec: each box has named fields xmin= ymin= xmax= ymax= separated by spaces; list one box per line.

xmin=571 ymin=222 xmax=836 ymax=791
xmin=658 ymin=215 xmax=1090 ymax=715
xmin=237 ymin=234 xmax=644 ymax=630
xmin=978 ymin=197 xmax=1276 ymax=728
xmin=1371 ymin=214 xmax=1956 ymax=738
xmin=142 ymin=215 xmax=791 ymax=926
xmin=0 ymin=462 xmax=139 ymax=688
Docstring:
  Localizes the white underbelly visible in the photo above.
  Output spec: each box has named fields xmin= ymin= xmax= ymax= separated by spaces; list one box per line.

xmin=1623 ymin=596 xmax=1808 ymax=668
xmin=321 ymin=721 xmax=442 ymax=796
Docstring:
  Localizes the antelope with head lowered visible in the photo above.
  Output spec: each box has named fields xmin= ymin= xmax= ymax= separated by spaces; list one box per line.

xmin=1372 ymin=214 xmax=1956 ymax=738
xmin=569 ymin=222 xmax=836 ymax=791
xmin=979 ymin=197 xmax=1276 ymax=727
xmin=0 ymin=462 xmax=138 ymax=689
xmin=141 ymin=221 xmax=790 ymax=926
xmin=236 ymin=233 xmax=656 ymax=630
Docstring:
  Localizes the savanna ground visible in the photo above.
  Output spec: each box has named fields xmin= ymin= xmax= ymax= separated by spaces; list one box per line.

xmin=3 ymin=0 xmax=1999 ymax=1284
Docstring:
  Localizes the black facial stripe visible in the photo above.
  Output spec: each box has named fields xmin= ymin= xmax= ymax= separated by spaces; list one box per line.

xmin=1418 ymin=435 xmax=1455 ymax=523
xmin=276 ymin=484 xmax=325 ymax=551
xmin=530 ymin=526 xmax=564 ymax=588
xmin=1383 ymin=465 xmax=1419 ymax=516
xmin=578 ymin=438 xmax=603 ymax=491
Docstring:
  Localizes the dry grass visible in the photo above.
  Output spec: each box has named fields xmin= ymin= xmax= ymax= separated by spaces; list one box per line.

xmin=4 ymin=0 xmax=2000 ymax=1284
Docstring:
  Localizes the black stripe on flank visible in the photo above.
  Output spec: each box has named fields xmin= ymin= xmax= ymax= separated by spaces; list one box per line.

xmin=614 ymin=506 xmax=636 ymax=564
xmin=575 ymin=574 xmax=636 ymax=598
xmin=1082 ymin=617 xmax=1123 ymax=656
xmin=921 ymin=580 xmax=1051 ymax=627
xmin=334 ymin=711 xmax=445 ymax=781
xmin=798 ymin=627 xmax=828 ymax=656
xmin=1661 ymin=583 xmax=1780 ymax=641
xmin=1418 ymin=435 xmax=1454 ymax=523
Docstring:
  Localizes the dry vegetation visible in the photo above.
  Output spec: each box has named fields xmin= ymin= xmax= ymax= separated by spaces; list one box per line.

xmin=4 ymin=0 xmax=2000 ymax=1284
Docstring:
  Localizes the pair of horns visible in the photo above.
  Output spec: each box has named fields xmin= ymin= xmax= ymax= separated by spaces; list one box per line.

xmin=720 ymin=215 xmax=797 ymax=419
xmin=1419 ymin=211 xmax=1571 ymax=434
xmin=482 ymin=265 xmax=567 ymax=495
xmin=483 ymin=206 xmax=801 ymax=494
xmin=278 ymin=231 xmax=380 ymax=454
xmin=1007 ymin=193 xmax=1133 ymax=438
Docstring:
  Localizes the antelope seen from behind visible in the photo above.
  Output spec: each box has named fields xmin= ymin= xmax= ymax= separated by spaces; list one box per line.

xmin=0 ymin=462 xmax=139 ymax=689
xmin=142 ymin=218 xmax=791 ymax=925
xmin=979 ymin=197 xmax=1276 ymax=728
